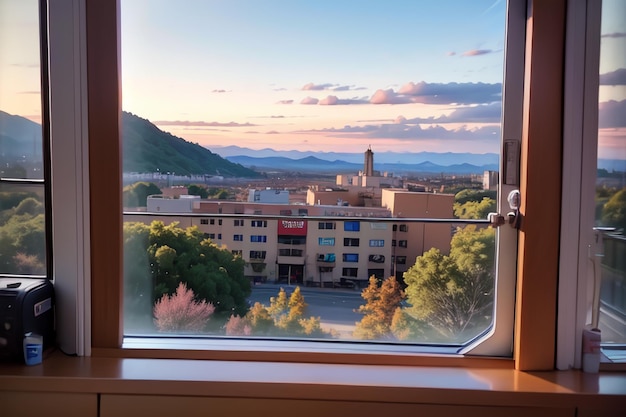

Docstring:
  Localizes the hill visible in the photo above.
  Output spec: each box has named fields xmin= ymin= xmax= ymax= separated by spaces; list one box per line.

xmin=122 ymin=112 xmax=259 ymax=177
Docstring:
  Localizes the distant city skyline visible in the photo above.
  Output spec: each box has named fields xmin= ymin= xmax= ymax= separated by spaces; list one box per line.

xmin=1 ymin=0 xmax=624 ymax=159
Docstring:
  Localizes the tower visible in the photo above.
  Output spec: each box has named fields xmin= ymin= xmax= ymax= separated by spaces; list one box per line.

xmin=364 ymin=145 xmax=374 ymax=177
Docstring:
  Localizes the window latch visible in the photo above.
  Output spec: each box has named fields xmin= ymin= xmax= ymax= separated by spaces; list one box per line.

xmin=488 ymin=190 xmax=521 ymax=229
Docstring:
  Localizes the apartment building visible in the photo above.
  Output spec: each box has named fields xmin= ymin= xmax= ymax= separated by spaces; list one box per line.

xmin=130 ymin=188 xmax=454 ymax=287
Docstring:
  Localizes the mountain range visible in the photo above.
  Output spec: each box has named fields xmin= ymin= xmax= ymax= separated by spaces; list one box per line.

xmin=2 ymin=110 xmax=625 ymax=177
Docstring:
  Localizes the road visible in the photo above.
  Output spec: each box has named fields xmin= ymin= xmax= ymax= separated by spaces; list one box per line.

xmin=248 ymin=284 xmax=364 ymax=338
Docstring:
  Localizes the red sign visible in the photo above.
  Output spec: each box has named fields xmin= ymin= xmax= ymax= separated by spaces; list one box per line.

xmin=278 ymin=220 xmax=307 ymax=235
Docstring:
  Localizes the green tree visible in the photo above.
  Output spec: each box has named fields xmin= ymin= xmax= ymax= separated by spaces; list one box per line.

xmin=601 ymin=187 xmax=626 ymax=231
xmin=123 ymin=182 xmax=162 ymax=207
xmin=123 ymin=221 xmax=250 ymax=327
xmin=403 ymin=225 xmax=495 ymax=341
xmin=454 ymin=189 xmax=497 ymax=205
xmin=188 ymin=184 xmax=209 ymax=199
xmin=454 ymin=198 xmax=496 ymax=220
xmin=353 ymin=276 xmax=405 ymax=340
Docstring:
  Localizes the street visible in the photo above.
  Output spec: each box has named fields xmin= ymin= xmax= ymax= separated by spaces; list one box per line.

xmin=248 ymin=284 xmax=364 ymax=338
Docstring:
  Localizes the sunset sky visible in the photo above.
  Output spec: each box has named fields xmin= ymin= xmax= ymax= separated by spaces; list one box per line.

xmin=1 ymin=0 xmax=624 ymax=158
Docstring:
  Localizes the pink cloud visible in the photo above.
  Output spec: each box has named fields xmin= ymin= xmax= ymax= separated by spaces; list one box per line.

xmin=300 ymin=96 xmax=319 ymax=105
xmin=461 ymin=49 xmax=495 ymax=56
xmin=319 ymin=95 xmax=339 ymax=105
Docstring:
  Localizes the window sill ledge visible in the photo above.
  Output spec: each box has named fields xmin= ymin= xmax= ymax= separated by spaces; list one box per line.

xmin=0 ymin=350 xmax=625 ymax=412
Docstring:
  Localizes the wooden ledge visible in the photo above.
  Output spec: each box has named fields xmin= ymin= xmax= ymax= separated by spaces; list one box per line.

xmin=0 ymin=351 xmax=625 ymax=413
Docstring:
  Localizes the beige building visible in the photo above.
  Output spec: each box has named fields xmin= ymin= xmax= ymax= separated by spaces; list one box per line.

xmin=127 ymin=189 xmax=454 ymax=287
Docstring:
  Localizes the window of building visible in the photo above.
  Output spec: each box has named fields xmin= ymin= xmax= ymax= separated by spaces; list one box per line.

xmin=233 ymin=234 xmax=243 ymax=241
xmin=396 ymin=256 xmax=407 ymax=265
xmin=232 ymin=250 xmax=242 ymax=257
xmin=318 ymin=222 xmax=336 ymax=230
xmin=206 ymin=233 xmax=215 ymax=239
xmin=399 ymin=224 xmax=408 ymax=232
xmin=342 ymin=268 xmax=358 ymax=278
xmin=210 ymin=219 xmax=215 ymax=225
xmin=399 ymin=240 xmax=408 ymax=248
xmin=343 ymin=238 xmax=360 ymax=247
xmin=318 ymin=237 xmax=335 ymax=246
xmin=234 ymin=219 xmax=244 ymax=227
xmin=250 ymin=235 xmax=267 ymax=243
xmin=343 ymin=253 xmax=359 ymax=263
xmin=217 ymin=233 xmax=222 ymax=240
xmin=218 ymin=219 xmax=222 ymax=226
xmin=391 ymin=240 xmax=397 ymax=247
xmin=279 ymin=209 xmax=292 ymax=216
xmin=369 ymin=239 xmax=384 ymax=247
xmin=251 ymin=220 xmax=267 ymax=227
xmin=279 ymin=248 xmax=303 ymax=257
xmin=249 ymin=251 xmax=266 ymax=260
xmin=344 ymin=221 xmax=360 ymax=232
xmin=278 ymin=236 xmax=306 ymax=245
xmin=200 ymin=219 xmax=209 ymax=225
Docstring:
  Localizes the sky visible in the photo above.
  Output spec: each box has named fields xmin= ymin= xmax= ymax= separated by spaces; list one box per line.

xmin=0 ymin=0 xmax=624 ymax=158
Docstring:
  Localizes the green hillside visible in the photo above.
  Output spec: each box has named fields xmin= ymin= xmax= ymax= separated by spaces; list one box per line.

xmin=122 ymin=111 xmax=259 ymax=177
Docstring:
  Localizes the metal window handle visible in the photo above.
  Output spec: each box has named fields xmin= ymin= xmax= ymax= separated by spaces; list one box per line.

xmin=487 ymin=190 xmax=521 ymax=229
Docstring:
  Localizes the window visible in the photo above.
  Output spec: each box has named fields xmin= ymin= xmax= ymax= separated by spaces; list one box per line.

xmin=251 ymin=220 xmax=267 ymax=227
xmin=250 ymin=235 xmax=267 ymax=243
xmin=249 ymin=251 xmax=266 ymax=260
xmin=232 ymin=250 xmax=242 ymax=257
xmin=344 ymin=221 xmax=360 ymax=232
xmin=343 ymin=238 xmax=360 ymax=247
xmin=396 ymin=256 xmax=407 ymax=265
xmin=279 ymin=209 xmax=292 ymax=216
xmin=279 ymin=248 xmax=303 ymax=257
xmin=206 ymin=233 xmax=215 ymax=239
xmin=399 ymin=224 xmax=408 ymax=232
xmin=233 ymin=234 xmax=243 ymax=241
xmin=74 ymin=0 xmax=564 ymax=364
xmin=369 ymin=239 xmax=384 ymax=247
xmin=0 ymin=0 xmax=48 ymax=277
xmin=210 ymin=219 xmax=215 ymax=225
xmin=392 ymin=240 xmax=397 ymax=247
xmin=217 ymin=233 xmax=222 ymax=240
xmin=318 ymin=237 xmax=335 ymax=246
xmin=343 ymin=253 xmax=359 ymax=263
xmin=234 ymin=219 xmax=244 ymax=227
xmin=342 ymin=268 xmax=358 ymax=278
xmin=200 ymin=219 xmax=209 ymax=225
xmin=318 ymin=222 xmax=336 ymax=230
xmin=218 ymin=219 xmax=222 ymax=226
xmin=398 ymin=240 xmax=408 ymax=248
xmin=278 ymin=236 xmax=306 ymax=245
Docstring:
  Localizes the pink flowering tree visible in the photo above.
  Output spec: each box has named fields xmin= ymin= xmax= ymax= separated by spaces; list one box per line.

xmin=153 ymin=282 xmax=215 ymax=332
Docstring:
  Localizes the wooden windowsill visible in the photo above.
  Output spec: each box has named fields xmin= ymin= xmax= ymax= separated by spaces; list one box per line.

xmin=0 ymin=351 xmax=625 ymax=412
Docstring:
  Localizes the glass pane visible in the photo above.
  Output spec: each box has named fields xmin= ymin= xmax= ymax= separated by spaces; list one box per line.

xmin=121 ymin=0 xmax=506 ymax=345
xmin=0 ymin=0 xmax=44 ymax=180
xmin=0 ymin=0 xmax=46 ymax=277
xmin=596 ymin=0 xmax=626 ymax=345
xmin=0 ymin=182 xmax=46 ymax=275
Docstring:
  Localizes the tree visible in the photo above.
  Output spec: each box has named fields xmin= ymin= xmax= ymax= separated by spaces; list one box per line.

xmin=153 ymin=282 xmax=215 ymax=332
xmin=123 ymin=181 xmax=162 ymax=207
xmin=454 ymin=189 xmax=497 ymax=205
xmin=188 ymin=184 xmax=209 ymax=199
xmin=402 ymin=225 xmax=495 ymax=341
xmin=123 ymin=221 xmax=251 ymax=327
xmin=454 ymin=198 xmax=496 ymax=220
xmin=353 ymin=276 xmax=405 ymax=340
xmin=601 ymin=187 xmax=626 ymax=231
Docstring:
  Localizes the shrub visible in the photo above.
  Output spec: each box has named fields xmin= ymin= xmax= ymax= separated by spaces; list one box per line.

xmin=153 ymin=282 xmax=215 ymax=332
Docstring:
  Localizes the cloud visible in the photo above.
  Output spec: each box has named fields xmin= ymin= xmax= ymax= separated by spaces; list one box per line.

xmin=300 ymin=96 xmax=319 ymax=105
xmin=602 ymin=32 xmax=626 ymax=38
xmin=276 ymin=100 xmax=294 ymax=105
xmin=379 ymin=81 xmax=501 ymax=105
xmin=302 ymin=82 xmax=366 ymax=92
xmin=600 ymin=68 xmax=626 ymax=86
xmin=318 ymin=95 xmax=369 ymax=105
xmin=153 ymin=120 xmax=256 ymax=127
xmin=303 ymin=122 xmax=500 ymax=142
xmin=399 ymin=102 xmax=502 ymax=124
xmin=461 ymin=49 xmax=496 ymax=57
xmin=599 ymin=100 xmax=626 ymax=128
xmin=370 ymin=89 xmax=412 ymax=104
xmin=447 ymin=51 xmax=457 ymax=56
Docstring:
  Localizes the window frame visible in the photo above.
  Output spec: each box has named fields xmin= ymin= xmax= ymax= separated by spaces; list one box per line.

xmin=67 ymin=0 xmax=567 ymax=370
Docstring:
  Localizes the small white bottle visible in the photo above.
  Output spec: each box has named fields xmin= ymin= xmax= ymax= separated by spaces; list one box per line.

xmin=582 ymin=326 xmax=601 ymax=373
xmin=23 ymin=332 xmax=43 ymax=366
